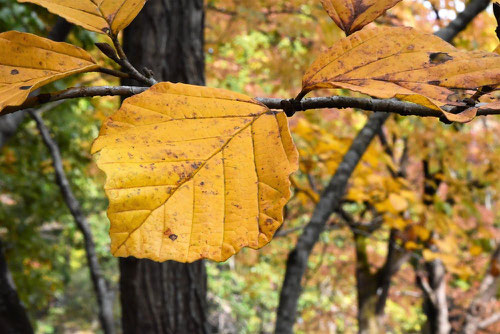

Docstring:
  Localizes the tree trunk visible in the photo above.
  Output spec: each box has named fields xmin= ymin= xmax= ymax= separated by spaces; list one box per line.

xmin=354 ymin=234 xmax=380 ymax=334
xmin=418 ymin=260 xmax=451 ymax=334
xmin=119 ymin=1 xmax=208 ymax=333
xmin=0 ymin=238 xmax=33 ymax=334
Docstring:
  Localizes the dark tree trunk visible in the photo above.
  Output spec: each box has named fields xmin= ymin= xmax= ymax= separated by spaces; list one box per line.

xmin=119 ymin=1 xmax=208 ymax=333
xmin=0 ymin=238 xmax=33 ymax=334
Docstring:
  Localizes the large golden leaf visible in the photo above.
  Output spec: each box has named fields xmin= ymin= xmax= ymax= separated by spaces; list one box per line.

xmin=320 ymin=0 xmax=402 ymax=35
xmin=18 ymin=0 xmax=146 ymax=34
xmin=301 ymin=27 xmax=500 ymax=122
xmin=0 ymin=31 xmax=98 ymax=114
xmin=92 ymin=82 xmax=298 ymax=263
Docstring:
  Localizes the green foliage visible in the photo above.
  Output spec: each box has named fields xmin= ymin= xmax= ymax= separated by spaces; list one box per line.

xmin=0 ymin=97 xmax=118 ymax=329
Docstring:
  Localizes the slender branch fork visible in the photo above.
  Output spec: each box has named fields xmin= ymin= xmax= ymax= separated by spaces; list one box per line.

xmin=3 ymin=85 xmax=498 ymax=119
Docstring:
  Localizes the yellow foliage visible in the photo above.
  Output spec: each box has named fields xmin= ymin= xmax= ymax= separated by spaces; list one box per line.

xmin=320 ymin=0 xmax=402 ymax=35
xmin=386 ymin=217 xmax=407 ymax=230
xmin=19 ymin=0 xmax=147 ymax=34
xmin=301 ymin=27 xmax=500 ymax=122
xmin=405 ymin=241 xmax=419 ymax=250
xmin=92 ymin=82 xmax=298 ymax=262
xmin=412 ymin=225 xmax=430 ymax=241
xmin=0 ymin=31 xmax=98 ymax=114
xmin=469 ymin=245 xmax=483 ymax=256
xmin=388 ymin=193 xmax=408 ymax=212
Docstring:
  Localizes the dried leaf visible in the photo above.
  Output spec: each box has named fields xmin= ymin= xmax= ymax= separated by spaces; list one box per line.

xmin=0 ymin=31 xmax=98 ymax=114
xmin=301 ymin=27 xmax=500 ymax=122
xmin=320 ymin=0 xmax=402 ymax=35
xmin=92 ymin=82 xmax=298 ymax=263
xmin=19 ymin=0 xmax=147 ymax=34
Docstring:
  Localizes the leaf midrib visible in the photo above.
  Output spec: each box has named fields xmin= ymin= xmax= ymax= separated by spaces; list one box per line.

xmin=111 ymin=115 xmax=260 ymax=254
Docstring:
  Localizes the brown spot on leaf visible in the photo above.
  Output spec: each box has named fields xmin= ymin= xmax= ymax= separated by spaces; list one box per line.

xmin=169 ymin=234 xmax=178 ymax=241
xmin=163 ymin=228 xmax=171 ymax=236
xmin=19 ymin=86 xmax=31 ymax=90
xmin=10 ymin=69 xmax=19 ymax=75
xmin=428 ymin=80 xmax=441 ymax=85
xmin=429 ymin=52 xmax=453 ymax=64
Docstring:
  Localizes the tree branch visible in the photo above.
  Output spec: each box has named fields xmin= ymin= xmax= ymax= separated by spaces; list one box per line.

xmin=3 ymin=86 xmax=498 ymax=119
xmin=275 ymin=112 xmax=390 ymax=333
xmin=274 ymin=1 xmax=491 ymax=332
xmin=434 ymin=0 xmax=491 ymax=42
xmin=28 ymin=111 xmax=115 ymax=334
xmin=462 ymin=244 xmax=500 ymax=334
xmin=108 ymin=33 xmax=157 ymax=86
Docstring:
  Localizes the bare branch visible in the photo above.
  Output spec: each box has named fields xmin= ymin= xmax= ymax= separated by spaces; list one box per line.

xmin=28 ymin=111 xmax=115 ymax=334
xmin=434 ymin=0 xmax=491 ymax=42
xmin=3 ymin=86 xmax=498 ymax=119
xmin=2 ymin=86 xmax=147 ymax=115
xmin=96 ymin=67 xmax=131 ymax=79
xmin=478 ymin=312 xmax=500 ymax=329
xmin=108 ymin=33 xmax=157 ymax=86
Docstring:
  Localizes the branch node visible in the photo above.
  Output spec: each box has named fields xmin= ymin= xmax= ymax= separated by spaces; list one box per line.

xmin=280 ymin=98 xmax=302 ymax=117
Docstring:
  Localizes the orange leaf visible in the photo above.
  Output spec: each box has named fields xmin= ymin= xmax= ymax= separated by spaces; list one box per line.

xmin=301 ymin=27 xmax=500 ymax=122
xmin=0 ymin=31 xmax=98 ymax=114
xmin=320 ymin=0 xmax=402 ymax=35
xmin=92 ymin=82 xmax=298 ymax=263
xmin=19 ymin=0 xmax=147 ymax=34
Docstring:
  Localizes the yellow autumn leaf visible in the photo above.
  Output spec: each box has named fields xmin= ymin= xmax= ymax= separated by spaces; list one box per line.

xmin=412 ymin=225 xmax=430 ymax=241
xmin=469 ymin=245 xmax=483 ymax=256
xmin=92 ymin=82 xmax=298 ymax=263
xmin=385 ymin=217 xmax=407 ymax=230
xmin=422 ymin=249 xmax=436 ymax=261
xmin=405 ymin=241 xmax=419 ymax=250
xmin=301 ymin=27 xmax=500 ymax=122
xmin=388 ymin=193 xmax=408 ymax=212
xmin=320 ymin=0 xmax=402 ymax=35
xmin=18 ymin=0 xmax=146 ymax=34
xmin=0 ymin=31 xmax=98 ymax=114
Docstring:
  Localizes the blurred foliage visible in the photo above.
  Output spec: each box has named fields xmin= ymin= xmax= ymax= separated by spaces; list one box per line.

xmin=0 ymin=0 xmax=499 ymax=333
xmin=0 ymin=1 xmax=120 ymax=331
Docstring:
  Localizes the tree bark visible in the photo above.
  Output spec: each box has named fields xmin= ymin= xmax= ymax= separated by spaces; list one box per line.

xmin=417 ymin=260 xmax=451 ymax=334
xmin=0 ymin=238 xmax=33 ymax=334
xmin=119 ymin=1 xmax=209 ymax=333
xmin=461 ymin=245 xmax=500 ymax=334
xmin=352 ymin=228 xmax=410 ymax=334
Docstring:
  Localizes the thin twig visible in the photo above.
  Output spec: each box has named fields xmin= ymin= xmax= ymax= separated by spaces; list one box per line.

xmin=28 ymin=110 xmax=115 ymax=334
xmin=96 ymin=67 xmax=131 ymax=79
xmin=108 ymin=33 xmax=157 ymax=86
